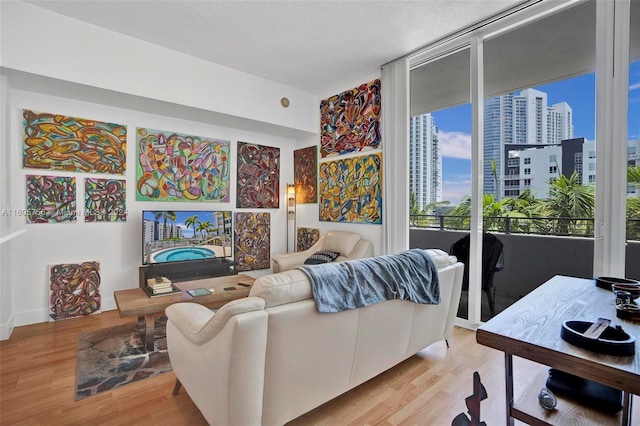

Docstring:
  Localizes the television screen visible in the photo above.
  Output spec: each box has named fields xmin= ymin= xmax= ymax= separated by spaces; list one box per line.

xmin=142 ymin=210 xmax=233 ymax=265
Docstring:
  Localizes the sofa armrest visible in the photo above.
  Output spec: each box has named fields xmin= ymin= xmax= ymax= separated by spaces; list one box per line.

xmin=166 ymin=297 xmax=265 ymax=345
xmin=272 ymin=250 xmax=312 ymax=273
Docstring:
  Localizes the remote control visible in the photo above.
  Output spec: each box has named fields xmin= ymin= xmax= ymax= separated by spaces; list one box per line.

xmin=237 ymin=282 xmax=251 ymax=287
xmin=224 ymin=287 xmax=236 ymax=291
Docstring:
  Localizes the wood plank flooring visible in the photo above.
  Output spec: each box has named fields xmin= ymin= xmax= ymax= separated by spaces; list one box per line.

xmin=0 ymin=310 xmax=636 ymax=425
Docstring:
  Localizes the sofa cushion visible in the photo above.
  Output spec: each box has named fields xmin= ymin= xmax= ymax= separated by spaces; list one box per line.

xmin=304 ymin=251 xmax=340 ymax=265
xmin=423 ymin=248 xmax=457 ymax=268
xmin=249 ymin=269 xmax=313 ymax=308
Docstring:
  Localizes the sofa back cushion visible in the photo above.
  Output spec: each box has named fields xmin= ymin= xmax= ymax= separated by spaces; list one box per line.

xmin=250 ymin=269 xmax=312 ymax=308
xmin=321 ymin=231 xmax=362 ymax=255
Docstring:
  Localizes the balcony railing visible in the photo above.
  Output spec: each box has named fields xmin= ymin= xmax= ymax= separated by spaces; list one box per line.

xmin=409 ymin=214 xmax=640 ymax=240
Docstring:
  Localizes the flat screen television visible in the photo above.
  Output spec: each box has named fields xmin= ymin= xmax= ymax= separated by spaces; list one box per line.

xmin=142 ymin=210 xmax=233 ymax=265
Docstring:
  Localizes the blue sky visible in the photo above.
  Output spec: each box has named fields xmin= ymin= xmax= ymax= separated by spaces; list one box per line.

xmin=432 ymin=61 xmax=640 ymax=205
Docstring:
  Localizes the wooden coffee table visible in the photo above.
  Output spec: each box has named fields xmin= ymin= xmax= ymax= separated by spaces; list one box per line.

xmin=114 ymin=274 xmax=255 ymax=351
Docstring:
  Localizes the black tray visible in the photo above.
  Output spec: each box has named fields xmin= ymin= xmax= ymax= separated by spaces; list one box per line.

xmin=560 ymin=320 xmax=635 ymax=356
xmin=595 ymin=276 xmax=640 ymax=290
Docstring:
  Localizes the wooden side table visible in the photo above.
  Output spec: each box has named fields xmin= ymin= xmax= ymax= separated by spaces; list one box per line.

xmin=114 ymin=274 xmax=255 ymax=351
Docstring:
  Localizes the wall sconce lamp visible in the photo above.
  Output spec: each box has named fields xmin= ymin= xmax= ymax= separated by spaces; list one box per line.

xmin=287 ymin=183 xmax=296 ymax=253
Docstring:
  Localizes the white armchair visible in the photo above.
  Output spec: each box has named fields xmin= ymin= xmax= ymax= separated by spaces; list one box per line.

xmin=271 ymin=230 xmax=374 ymax=273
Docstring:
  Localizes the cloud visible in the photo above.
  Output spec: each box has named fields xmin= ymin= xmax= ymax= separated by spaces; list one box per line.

xmin=442 ymin=176 xmax=472 ymax=205
xmin=630 ymin=81 xmax=640 ymax=91
xmin=439 ymin=131 xmax=472 ymax=159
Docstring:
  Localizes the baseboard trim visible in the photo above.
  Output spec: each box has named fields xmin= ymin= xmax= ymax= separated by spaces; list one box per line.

xmin=2 ymin=297 xmax=117 ymax=340
xmin=0 ymin=314 xmax=15 ymax=341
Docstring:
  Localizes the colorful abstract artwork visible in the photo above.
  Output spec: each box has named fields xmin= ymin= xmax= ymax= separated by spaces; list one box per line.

xmin=294 ymin=145 xmax=318 ymax=204
xmin=22 ymin=109 xmax=126 ymax=174
xmin=236 ymin=142 xmax=280 ymax=208
xmin=85 ymin=178 xmax=127 ymax=222
xmin=234 ymin=212 xmax=270 ymax=271
xmin=297 ymin=227 xmax=320 ymax=251
xmin=26 ymin=175 xmax=77 ymax=223
xmin=49 ymin=261 xmax=101 ymax=321
xmin=136 ymin=127 xmax=230 ymax=202
xmin=320 ymin=79 xmax=381 ymax=158
xmin=319 ymin=153 xmax=382 ymax=224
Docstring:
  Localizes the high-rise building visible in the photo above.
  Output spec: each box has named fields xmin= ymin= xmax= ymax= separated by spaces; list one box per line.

xmin=409 ymin=114 xmax=442 ymax=212
xmin=483 ymin=88 xmax=573 ymax=199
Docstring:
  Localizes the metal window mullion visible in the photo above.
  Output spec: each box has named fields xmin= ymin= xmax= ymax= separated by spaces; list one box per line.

xmin=469 ymin=37 xmax=484 ymax=325
xmin=594 ymin=0 xmax=630 ymax=277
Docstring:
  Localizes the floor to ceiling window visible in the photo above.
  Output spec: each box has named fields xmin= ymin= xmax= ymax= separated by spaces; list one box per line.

xmin=626 ymin=0 xmax=640 ymax=280
xmin=408 ymin=0 xmax=634 ymax=325
xmin=480 ymin=0 xmax=596 ymax=321
xmin=410 ymin=47 xmax=473 ymax=319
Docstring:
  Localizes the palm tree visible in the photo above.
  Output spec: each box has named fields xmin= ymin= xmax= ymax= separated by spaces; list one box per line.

xmin=541 ymin=172 xmax=594 ymax=235
xmin=153 ymin=211 xmax=178 ymax=240
xmin=184 ymin=214 xmax=199 ymax=240
xmin=446 ymin=190 xmax=540 ymax=233
xmin=489 ymin=159 xmax=499 ymax=196
xmin=197 ymin=220 xmax=211 ymax=240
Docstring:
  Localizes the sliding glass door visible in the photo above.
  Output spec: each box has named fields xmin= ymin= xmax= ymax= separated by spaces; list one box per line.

xmin=409 ymin=0 xmax=634 ymax=325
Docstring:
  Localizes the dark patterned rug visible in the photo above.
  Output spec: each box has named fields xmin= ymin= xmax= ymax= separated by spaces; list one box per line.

xmin=76 ymin=316 xmax=172 ymax=400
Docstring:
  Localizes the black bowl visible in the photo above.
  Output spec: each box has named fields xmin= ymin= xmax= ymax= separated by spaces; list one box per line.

xmin=611 ymin=283 xmax=640 ymax=300
xmin=561 ymin=320 xmax=635 ymax=356
xmin=595 ymin=276 xmax=640 ymax=291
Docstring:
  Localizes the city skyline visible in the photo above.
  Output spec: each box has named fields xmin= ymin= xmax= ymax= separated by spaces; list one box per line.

xmin=431 ymin=61 xmax=640 ymax=205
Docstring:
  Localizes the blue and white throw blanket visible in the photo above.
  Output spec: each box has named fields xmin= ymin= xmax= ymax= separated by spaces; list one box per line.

xmin=298 ymin=249 xmax=440 ymax=313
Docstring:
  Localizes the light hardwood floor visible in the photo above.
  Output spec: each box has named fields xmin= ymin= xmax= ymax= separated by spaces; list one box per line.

xmin=0 ymin=310 xmax=636 ymax=425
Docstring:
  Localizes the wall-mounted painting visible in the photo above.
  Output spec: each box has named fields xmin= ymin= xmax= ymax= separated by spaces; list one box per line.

xmin=26 ymin=175 xmax=77 ymax=223
xmin=319 ymin=153 xmax=382 ymax=224
xmin=49 ymin=261 xmax=101 ymax=321
xmin=234 ymin=212 xmax=270 ymax=271
xmin=22 ymin=109 xmax=127 ymax=175
xmin=236 ymin=141 xmax=280 ymax=208
xmin=85 ymin=178 xmax=127 ymax=222
xmin=297 ymin=227 xmax=320 ymax=251
xmin=293 ymin=145 xmax=318 ymax=204
xmin=136 ymin=127 xmax=230 ymax=202
xmin=320 ymin=78 xmax=381 ymax=158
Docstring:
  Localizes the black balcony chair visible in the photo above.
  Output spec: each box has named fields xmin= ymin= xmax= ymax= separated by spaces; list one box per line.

xmin=449 ymin=233 xmax=504 ymax=318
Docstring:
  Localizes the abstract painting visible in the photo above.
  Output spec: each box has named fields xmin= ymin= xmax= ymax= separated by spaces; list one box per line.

xmin=234 ymin=212 xmax=270 ymax=271
xmin=26 ymin=175 xmax=77 ymax=223
xmin=23 ymin=109 xmax=126 ymax=174
xmin=297 ymin=227 xmax=320 ymax=251
xmin=319 ymin=153 xmax=382 ymax=224
xmin=294 ymin=145 xmax=318 ymax=203
xmin=136 ymin=127 xmax=230 ymax=202
xmin=49 ymin=261 xmax=101 ymax=321
xmin=85 ymin=178 xmax=127 ymax=222
xmin=236 ymin=141 xmax=280 ymax=208
xmin=320 ymin=78 xmax=381 ymax=158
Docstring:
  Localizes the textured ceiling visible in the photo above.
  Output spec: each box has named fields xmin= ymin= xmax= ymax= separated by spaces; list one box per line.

xmin=25 ymin=0 xmax=524 ymax=96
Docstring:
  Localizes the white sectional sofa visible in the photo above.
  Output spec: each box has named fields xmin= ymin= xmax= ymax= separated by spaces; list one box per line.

xmin=166 ymin=249 xmax=464 ymax=426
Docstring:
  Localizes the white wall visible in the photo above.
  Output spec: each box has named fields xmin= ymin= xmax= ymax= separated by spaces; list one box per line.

xmin=0 ymin=2 xmax=386 ymax=337
xmin=4 ymin=89 xmax=296 ymax=331
xmin=0 ymin=1 xmax=318 ymax=137
xmin=0 ymin=75 xmax=17 ymax=339
xmin=0 ymin=0 xmax=325 ymax=338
